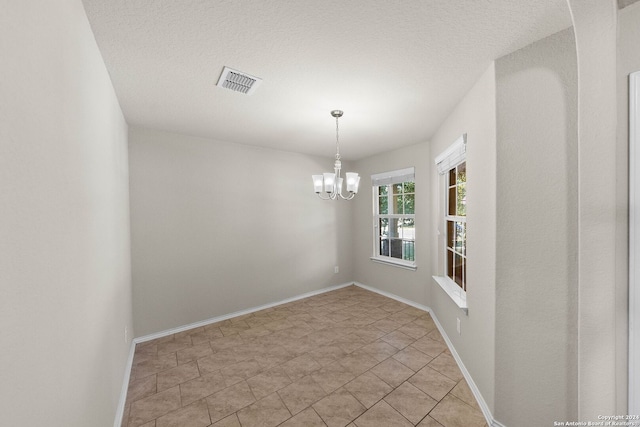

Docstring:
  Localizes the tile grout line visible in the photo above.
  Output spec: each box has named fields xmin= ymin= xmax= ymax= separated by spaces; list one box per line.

xmin=115 ymin=282 xmax=356 ymax=427
xmin=120 ymin=284 xmax=487 ymax=427
xmin=352 ymin=281 xmax=499 ymax=427
xmin=135 ymin=282 xmax=357 ymax=345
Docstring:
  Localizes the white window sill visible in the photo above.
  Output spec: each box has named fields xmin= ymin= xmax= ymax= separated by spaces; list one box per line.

xmin=370 ymin=257 xmax=417 ymax=271
xmin=432 ymin=276 xmax=468 ymax=314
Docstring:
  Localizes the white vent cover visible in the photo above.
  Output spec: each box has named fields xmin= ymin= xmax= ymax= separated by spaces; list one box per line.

xmin=216 ymin=66 xmax=262 ymax=95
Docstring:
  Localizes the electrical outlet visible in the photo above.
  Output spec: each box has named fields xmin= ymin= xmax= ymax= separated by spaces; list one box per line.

xmin=457 ymin=318 xmax=461 ymax=335
xmin=334 ymin=266 xmax=339 ymax=274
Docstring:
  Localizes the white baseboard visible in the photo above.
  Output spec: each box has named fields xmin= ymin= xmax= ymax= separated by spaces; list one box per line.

xmin=113 ymin=338 xmax=136 ymax=427
xmin=428 ymin=302 xmax=506 ymax=427
xmin=352 ymin=282 xmax=505 ymax=427
xmin=114 ymin=282 xmax=355 ymax=426
xmin=134 ymin=282 xmax=355 ymax=344
xmin=353 ymin=281 xmax=432 ymax=312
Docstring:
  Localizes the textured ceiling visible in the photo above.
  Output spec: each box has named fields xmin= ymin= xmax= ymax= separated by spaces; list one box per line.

xmin=620 ymin=0 xmax=640 ymax=9
xmin=82 ymin=0 xmax=572 ymax=160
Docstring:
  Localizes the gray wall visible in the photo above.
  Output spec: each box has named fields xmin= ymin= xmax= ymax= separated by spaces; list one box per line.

xmin=428 ymin=63 xmax=497 ymax=413
xmin=495 ymin=28 xmax=578 ymax=425
xmin=351 ymin=62 xmax=497 ymax=414
xmin=352 ymin=142 xmax=431 ymax=305
xmin=567 ymin=0 xmax=619 ymax=417
xmin=0 ymin=1 xmax=133 ymax=425
xmin=128 ymin=127 xmax=354 ymax=336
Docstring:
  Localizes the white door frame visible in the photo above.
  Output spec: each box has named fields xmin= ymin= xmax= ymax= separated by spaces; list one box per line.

xmin=630 ymin=71 xmax=640 ymax=415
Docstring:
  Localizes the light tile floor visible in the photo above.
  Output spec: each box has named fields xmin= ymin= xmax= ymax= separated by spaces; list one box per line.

xmin=122 ymin=285 xmax=488 ymax=427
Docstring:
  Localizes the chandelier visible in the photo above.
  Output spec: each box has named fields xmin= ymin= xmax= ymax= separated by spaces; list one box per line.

xmin=312 ymin=110 xmax=360 ymax=200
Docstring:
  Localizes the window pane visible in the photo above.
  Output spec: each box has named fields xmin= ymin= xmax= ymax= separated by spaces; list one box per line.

xmin=404 ymin=193 xmax=415 ymax=214
xmin=390 ymin=239 xmax=402 ymax=259
xmin=455 ymin=221 xmax=466 ymax=255
xmin=379 ymin=185 xmax=388 ymax=196
xmin=454 ymin=254 xmax=464 ymax=288
xmin=457 ymin=182 xmax=466 ymax=216
xmin=447 ymin=250 xmax=454 ymax=279
xmin=457 ymin=162 xmax=466 ymax=185
xmin=380 ymin=238 xmax=389 ymax=256
xmin=448 ymin=186 xmax=456 ymax=216
xmin=378 ymin=192 xmax=388 ymax=215
xmin=403 ymin=240 xmax=415 ymax=261
xmin=449 ymin=168 xmax=456 ymax=187
xmin=393 ymin=183 xmax=403 ymax=195
xmin=403 ymin=181 xmax=415 ymax=194
xmin=379 ymin=218 xmax=389 ymax=237
xmin=394 ymin=194 xmax=404 ymax=214
xmin=402 ymin=218 xmax=415 ymax=240
xmin=462 ymin=222 xmax=467 ymax=256
xmin=389 ymin=218 xmax=400 ymax=238
xmin=462 ymin=260 xmax=467 ymax=291
xmin=378 ymin=197 xmax=389 ymax=215
xmin=447 ymin=221 xmax=454 ymax=249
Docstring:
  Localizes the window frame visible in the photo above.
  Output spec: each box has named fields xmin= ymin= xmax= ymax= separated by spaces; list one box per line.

xmin=432 ymin=135 xmax=468 ymax=312
xmin=370 ymin=167 xmax=417 ymax=270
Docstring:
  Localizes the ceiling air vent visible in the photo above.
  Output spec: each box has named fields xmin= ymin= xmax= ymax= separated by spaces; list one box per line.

xmin=216 ymin=66 xmax=262 ymax=95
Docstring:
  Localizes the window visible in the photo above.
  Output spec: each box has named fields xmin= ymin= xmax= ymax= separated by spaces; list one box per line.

xmin=433 ymin=134 xmax=467 ymax=311
xmin=446 ymin=162 xmax=466 ymax=290
xmin=371 ymin=168 xmax=416 ymax=269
